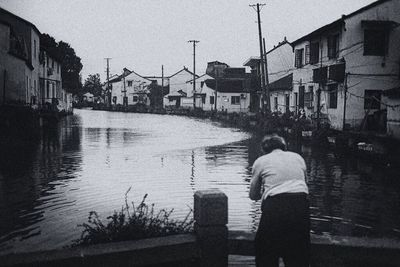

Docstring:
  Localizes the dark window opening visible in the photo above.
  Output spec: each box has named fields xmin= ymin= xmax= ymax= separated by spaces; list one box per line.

xmin=210 ymin=96 xmax=215 ymax=105
xmin=133 ymin=95 xmax=138 ymax=102
xmin=364 ymin=29 xmax=389 ymax=56
xmin=127 ymin=81 xmax=133 ymax=87
xmin=231 ymin=96 xmax=240 ymax=105
xmin=274 ymin=97 xmax=278 ymax=111
xmin=328 ymin=84 xmax=338 ymax=109
xmin=328 ymin=34 xmax=339 ymax=59
xmin=309 ymin=42 xmax=320 ymax=64
xmin=364 ymin=90 xmax=381 ymax=109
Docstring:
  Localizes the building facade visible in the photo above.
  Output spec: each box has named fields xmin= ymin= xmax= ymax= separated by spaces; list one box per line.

xmin=291 ymin=0 xmax=400 ymax=135
xmin=0 ymin=7 xmax=41 ymax=107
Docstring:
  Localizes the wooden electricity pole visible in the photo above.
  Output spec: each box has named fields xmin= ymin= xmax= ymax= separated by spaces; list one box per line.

xmin=104 ymin=57 xmax=111 ymax=106
xmin=250 ymin=3 xmax=268 ymax=113
xmin=161 ymin=65 xmax=164 ymax=108
xmin=188 ymin=40 xmax=199 ymax=109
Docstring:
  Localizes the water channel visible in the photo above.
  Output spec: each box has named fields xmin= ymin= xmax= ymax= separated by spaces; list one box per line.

xmin=1 ymin=109 xmax=399 ymax=254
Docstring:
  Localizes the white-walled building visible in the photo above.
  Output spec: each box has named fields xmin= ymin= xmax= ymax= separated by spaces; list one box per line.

xmin=186 ymin=74 xmax=216 ymax=111
xmin=291 ymin=0 xmax=400 ymax=136
xmin=165 ymin=67 xmax=197 ymax=108
xmin=265 ymin=39 xmax=295 ymax=114
xmin=110 ymin=68 xmax=152 ymax=107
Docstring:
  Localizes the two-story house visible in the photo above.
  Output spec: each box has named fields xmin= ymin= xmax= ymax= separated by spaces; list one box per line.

xmin=110 ymin=68 xmax=152 ymax=107
xmin=291 ymin=0 xmax=400 ymax=136
xmin=0 ymin=7 xmax=41 ymax=106
xmin=39 ymin=49 xmax=64 ymax=110
xmin=165 ymin=67 xmax=198 ymax=108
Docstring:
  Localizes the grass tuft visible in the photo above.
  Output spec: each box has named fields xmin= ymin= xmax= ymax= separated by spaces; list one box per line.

xmin=74 ymin=187 xmax=194 ymax=246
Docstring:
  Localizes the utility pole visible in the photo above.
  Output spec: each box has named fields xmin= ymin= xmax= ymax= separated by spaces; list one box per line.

xmin=342 ymin=73 xmax=348 ymax=131
xmin=250 ymin=3 xmax=267 ymax=113
xmin=123 ymin=72 xmax=127 ymax=107
xmin=104 ymin=58 xmax=112 ymax=106
xmin=161 ymin=65 xmax=164 ymax=109
xmin=263 ymin=37 xmax=270 ymax=112
xmin=188 ymin=40 xmax=199 ymax=109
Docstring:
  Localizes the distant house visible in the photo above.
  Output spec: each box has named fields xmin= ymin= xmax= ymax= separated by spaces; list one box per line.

xmin=186 ymin=74 xmax=216 ymax=111
xmin=291 ymin=0 xmax=400 ymax=136
xmin=109 ymin=68 xmax=152 ymax=107
xmin=243 ymin=38 xmax=295 ymax=114
xmin=204 ymin=67 xmax=251 ymax=113
xmin=0 ymin=7 xmax=41 ymax=106
xmin=83 ymin=92 xmax=94 ymax=103
xmin=165 ymin=67 xmax=198 ymax=108
xmin=39 ymin=50 xmax=72 ymax=112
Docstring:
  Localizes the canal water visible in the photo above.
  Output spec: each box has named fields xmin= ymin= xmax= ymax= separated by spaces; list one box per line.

xmin=0 ymin=109 xmax=399 ymax=254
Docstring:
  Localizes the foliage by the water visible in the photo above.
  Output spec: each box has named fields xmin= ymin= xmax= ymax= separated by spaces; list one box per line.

xmin=74 ymin=188 xmax=194 ymax=246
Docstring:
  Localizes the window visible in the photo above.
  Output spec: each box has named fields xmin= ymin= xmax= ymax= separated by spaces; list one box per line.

xmin=305 ymin=86 xmax=314 ymax=108
xmin=231 ymin=96 xmax=240 ymax=105
xmin=127 ymin=80 xmax=133 ymax=87
xmin=57 ymin=63 xmax=60 ymax=74
xmin=364 ymin=28 xmax=389 ymax=56
xmin=46 ymin=81 xmax=50 ymax=98
xmin=295 ymin=49 xmax=304 ymax=68
xmin=309 ymin=42 xmax=319 ymax=64
xmin=299 ymin=86 xmax=305 ymax=108
xmin=328 ymin=84 xmax=338 ymax=109
xmin=274 ymin=97 xmax=278 ymax=111
xmin=46 ymin=56 xmax=49 ymax=67
xmin=133 ymin=95 xmax=138 ymax=102
xmin=364 ymin=90 xmax=381 ymax=109
xmin=52 ymin=59 xmax=54 ymax=69
xmin=210 ymin=96 xmax=215 ymax=105
xmin=305 ymin=45 xmax=310 ymax=64
xmin=328 ymin=34 xmax=339 ymax=59
xmin=34 ymin=40 xmax=37 ymax=59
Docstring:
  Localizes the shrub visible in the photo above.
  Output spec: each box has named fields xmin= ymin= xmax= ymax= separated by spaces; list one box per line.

xmin=74 ymin=188 xmax=194 ymax=246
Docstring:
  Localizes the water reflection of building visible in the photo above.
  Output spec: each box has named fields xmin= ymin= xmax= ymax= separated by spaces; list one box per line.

xmin=0 ymin=115 xmax=82 ymax=249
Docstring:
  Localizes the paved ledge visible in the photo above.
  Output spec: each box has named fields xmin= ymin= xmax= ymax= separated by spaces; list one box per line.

xmin=229 ymin=231 xmax=400 ymax=267
xmin=0 ymin=234 xmax=198 ymax=267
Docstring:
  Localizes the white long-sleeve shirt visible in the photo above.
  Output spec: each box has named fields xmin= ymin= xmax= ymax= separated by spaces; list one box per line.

xmin=249 ymin=149 xmax=308 ymax=201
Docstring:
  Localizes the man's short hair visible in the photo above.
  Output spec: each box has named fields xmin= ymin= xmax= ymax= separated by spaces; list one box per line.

xmin=261 ymin=134 xmax=287 ymax=154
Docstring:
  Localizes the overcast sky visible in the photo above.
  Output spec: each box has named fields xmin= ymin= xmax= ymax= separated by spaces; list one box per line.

xmin=0 ymin=0 xmax=376 ymax=82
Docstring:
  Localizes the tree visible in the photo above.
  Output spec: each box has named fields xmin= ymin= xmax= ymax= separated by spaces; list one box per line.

xmin=83 ymin=74 xmax=102 ymax=97
xmin=148 ymin=81 xmax=169 ymax=108
xmin=40 ymin=33 xmax=83 ymax=95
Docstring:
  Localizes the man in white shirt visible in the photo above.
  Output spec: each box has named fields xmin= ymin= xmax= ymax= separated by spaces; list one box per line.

xmin=250 ymin=134 xmax=310 ymax=267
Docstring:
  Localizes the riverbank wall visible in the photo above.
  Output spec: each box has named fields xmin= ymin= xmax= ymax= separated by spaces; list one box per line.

xmin=0 ymin=104 xmax=73 ymax=147
xmin=1 ymin=190 xmax=399 ymax=267
xmin=91 ymin=104 xmax=400 ymax=165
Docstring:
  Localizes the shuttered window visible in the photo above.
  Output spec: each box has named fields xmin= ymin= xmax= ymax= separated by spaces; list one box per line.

xmin=309 ymin=42 xmax=319 ymax=64
xmin=295 ymin=49 xmax=304 ymax=68
xmin=305 ymin=45 xmax=310 ymax=64
xmin=328 ymin=34 xmax=339 ymax=59
xmin=328 ymin=84 xmax=338 ymax=109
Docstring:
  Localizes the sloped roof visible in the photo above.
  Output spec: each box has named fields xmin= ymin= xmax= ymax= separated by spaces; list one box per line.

xmin=169 ymin=67 xmax=199 ymax=79
xmin=292 ymin=0 xmax=392 ymax=46
xmin=204 ymin=78 xmax=247 ymax=93
xmin=269 ymin=74 xmax=293 ymax=92
xmin=0 ymin=7 xmax=41 ymax=35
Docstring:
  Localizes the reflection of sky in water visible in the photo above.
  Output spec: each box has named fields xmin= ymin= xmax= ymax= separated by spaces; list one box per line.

xmin=0 ymin=109 xmax=399 ymax=254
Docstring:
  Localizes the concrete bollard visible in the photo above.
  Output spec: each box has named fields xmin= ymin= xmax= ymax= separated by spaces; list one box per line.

xmin=194 ymin=189 xmax=228 ymax=267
